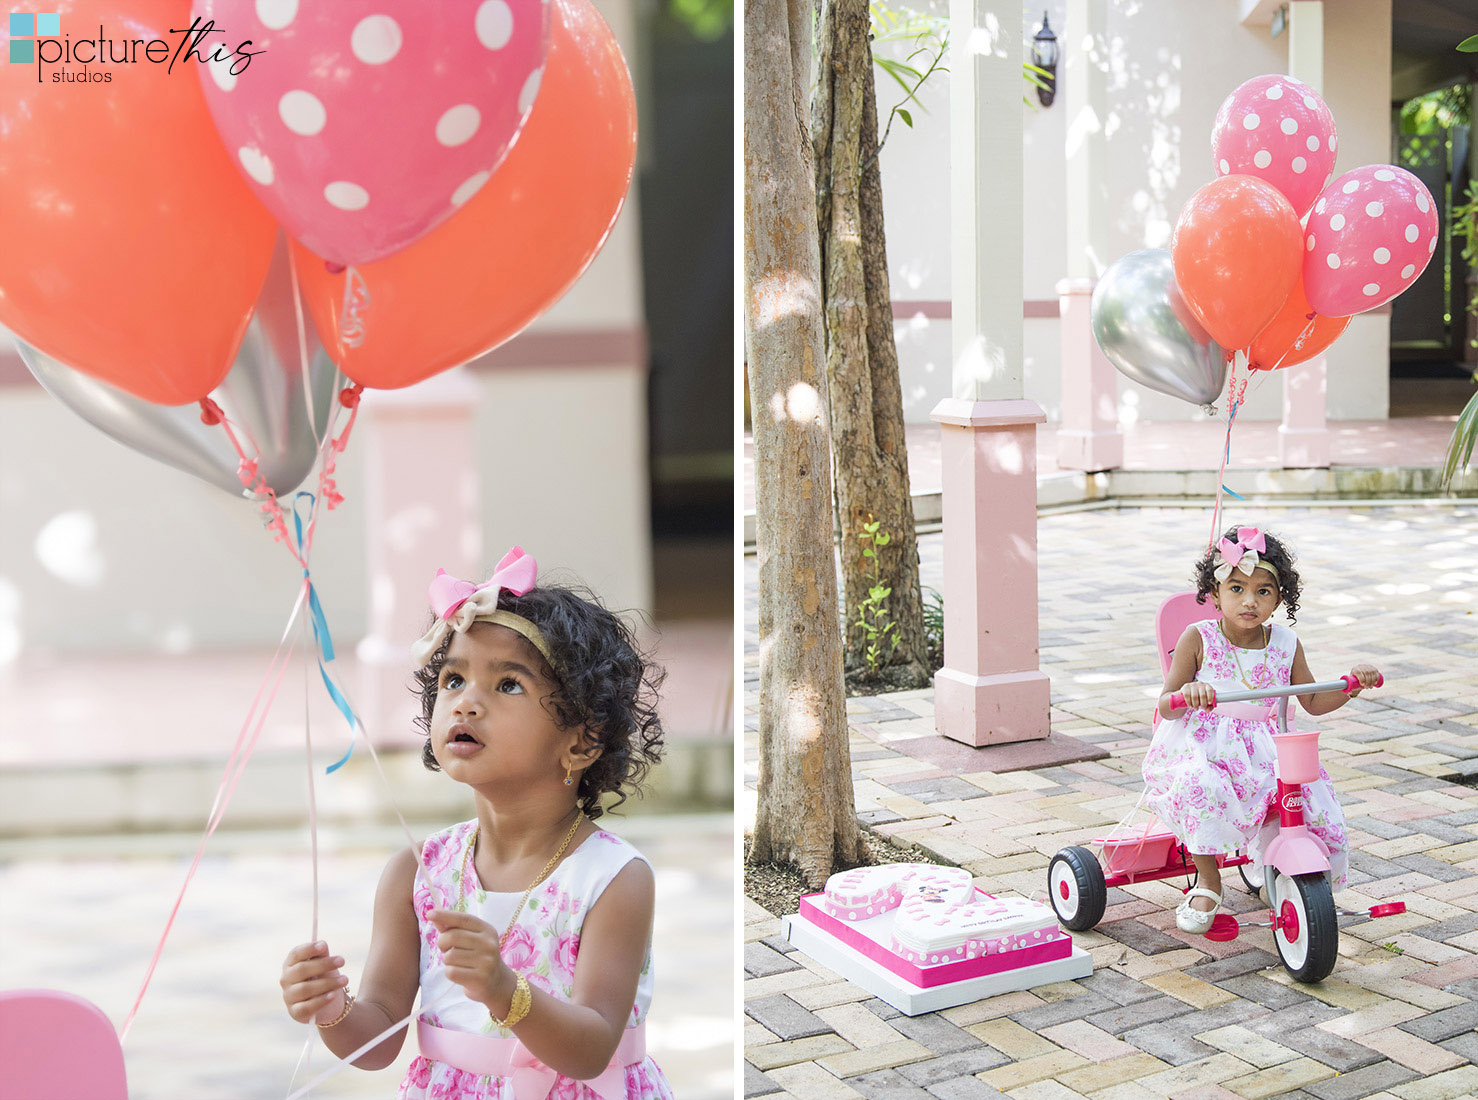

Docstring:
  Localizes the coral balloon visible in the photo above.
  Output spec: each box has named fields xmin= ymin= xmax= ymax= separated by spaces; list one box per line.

xmin=1171 ymin=175 xmax=1303 ymax=352
xmin=1246 ymin=273 xmax=1350 ymax=372
xmin=0 ymin=0 xmax=277 ymax=405
xmin=292 ymin=0 xmax=636 ymax=390
xmin=1211 ymin=74 xmax=1337 ymax=217
xmin=196 ymin=0 xmax=549 ymax=266
xmin=1303 ymin=165 xmax=1439 ymax=318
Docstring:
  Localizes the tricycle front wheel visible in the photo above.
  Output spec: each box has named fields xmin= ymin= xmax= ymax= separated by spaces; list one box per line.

xmin=1049 ymin=846 xmax=1106 ymax=931
xmin=1271 ymin=870 xmax=1337 ymax=983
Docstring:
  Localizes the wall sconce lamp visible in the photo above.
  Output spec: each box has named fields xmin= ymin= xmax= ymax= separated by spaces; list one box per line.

xmin=1032 ymin=11 xmax=1059 ymax=107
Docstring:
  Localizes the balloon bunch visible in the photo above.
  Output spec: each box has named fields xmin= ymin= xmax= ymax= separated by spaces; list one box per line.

xmin=1093 ymin=74 xmax=1439 ymax=408
xmin=1 ymin=0 xmax=637 ymax=493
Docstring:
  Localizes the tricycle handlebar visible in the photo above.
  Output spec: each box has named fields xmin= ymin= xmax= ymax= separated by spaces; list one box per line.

xmin=1169 ymin=674 xmax=1383 ymax=712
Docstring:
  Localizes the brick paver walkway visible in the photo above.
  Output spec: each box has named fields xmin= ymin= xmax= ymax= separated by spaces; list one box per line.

xmin=745 ymin=504 xmax=1478 ymax=1100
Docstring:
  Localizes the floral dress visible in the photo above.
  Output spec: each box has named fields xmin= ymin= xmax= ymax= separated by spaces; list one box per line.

xmin=399 ymin=822 xmax=674 ymax=1100
xmin=1141 ymin=620 xmax=1348 ymax=888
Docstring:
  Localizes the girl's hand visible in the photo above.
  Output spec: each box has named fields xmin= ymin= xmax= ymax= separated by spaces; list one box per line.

xmin=1181 ymin=682 xmax=1217 ymax=711
xmin=281 ymin=941 xmax=350 ymax=1024
xmin=427 ymin=909 xmax=517 ymax=1012
xmin=1347 ymin=663 xmax=1381 ymax=696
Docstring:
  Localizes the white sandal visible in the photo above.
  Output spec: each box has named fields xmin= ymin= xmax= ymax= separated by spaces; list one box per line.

xmin=1175 ymin=887 xmax=1222 ymax=934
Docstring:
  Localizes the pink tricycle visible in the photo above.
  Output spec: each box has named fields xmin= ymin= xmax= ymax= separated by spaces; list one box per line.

xmin=1047 ymin=675 xmax=1403 ymax=983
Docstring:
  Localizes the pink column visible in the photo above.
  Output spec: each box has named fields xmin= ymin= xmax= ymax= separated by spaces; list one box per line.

xmin=355 ymin=372 xmax=483 ymax=740
xmin=1055 ymin=278 xmax=1123 ymax=472
xmin=930 ymin=398 xmax=1052 ymax=746
xmin=1278 ymin=353 xmax=1331 ymax=468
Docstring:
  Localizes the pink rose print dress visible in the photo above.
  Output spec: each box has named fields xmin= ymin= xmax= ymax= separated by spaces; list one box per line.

xmin=399 ymin=822 xmax=674 ymax=1100
xmin=1141 ymin=621 xmax=1348 ymax=889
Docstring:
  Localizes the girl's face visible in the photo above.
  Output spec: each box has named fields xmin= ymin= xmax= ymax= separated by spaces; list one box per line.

xmin=429 ymin=622 xmax=584 ymax=790
xmin=1213 ymin=567 xmax=1280 ymax=632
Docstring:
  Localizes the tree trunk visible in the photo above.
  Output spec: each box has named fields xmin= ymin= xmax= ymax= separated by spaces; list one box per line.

xmin=813 ymin=0 xmax=929 ymax=684
xmin=743 ymin=0 xmax=866 ymax=887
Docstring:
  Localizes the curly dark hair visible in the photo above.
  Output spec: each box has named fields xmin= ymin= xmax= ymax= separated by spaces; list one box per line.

xmin=412 ymin=585 xmax=664 ymax=818
xmin=1193 ymin=526 xmax=1302 ymax=624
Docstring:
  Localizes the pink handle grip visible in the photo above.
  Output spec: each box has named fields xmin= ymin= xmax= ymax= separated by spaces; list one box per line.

xmin=1341 ymin=673 xmax=1384 ymax=692
xmin=1169 ymin=688 xmax=1215 ymax=711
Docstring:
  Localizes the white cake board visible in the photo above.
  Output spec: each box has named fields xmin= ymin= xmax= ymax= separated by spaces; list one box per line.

xmin=781 ymin=913 xmax=1093 ymax=1016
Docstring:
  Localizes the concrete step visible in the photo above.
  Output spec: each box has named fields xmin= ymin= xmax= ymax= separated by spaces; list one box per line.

xmin=0 ymin=738 xmax=732 ymax=838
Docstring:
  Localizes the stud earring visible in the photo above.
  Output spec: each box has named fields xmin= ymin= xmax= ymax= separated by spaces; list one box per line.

xmin=564 ymin=764 xmax=573 ymax=787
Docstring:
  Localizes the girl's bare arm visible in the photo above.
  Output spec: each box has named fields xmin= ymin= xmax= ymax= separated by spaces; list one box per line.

xmin=1158 ymin=625 xmax=1210 ymax=717
xmin=315 ymin=846 xmax=423 ymax=1069
xmin=1291 ymin=640 xmax=1381 ymax=716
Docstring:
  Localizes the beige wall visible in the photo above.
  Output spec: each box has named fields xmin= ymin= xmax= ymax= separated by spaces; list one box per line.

xmin=879 ymin=0 xmax=1395 ymax=422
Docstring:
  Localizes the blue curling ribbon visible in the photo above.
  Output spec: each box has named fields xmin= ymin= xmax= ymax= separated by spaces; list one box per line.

xmin=292 ymin=493 xmax=362 ymax=774
xmin=1221 ymin=484 xmax=1246 ymax=500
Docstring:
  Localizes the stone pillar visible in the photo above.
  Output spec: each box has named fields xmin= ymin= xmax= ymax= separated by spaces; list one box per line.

xmin=1056 ymin=0 xmax=1122 ymax=473
xmin=1280 ymin=0 xmax=1331 ymax=468
xmin=933 ymin=0 xmax=1050 ymax=746
xmin=1056 ymin=278 xmax=1124 ymax=471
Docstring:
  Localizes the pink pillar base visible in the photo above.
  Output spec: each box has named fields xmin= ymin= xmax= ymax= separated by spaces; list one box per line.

xmin=934 ymin=667 xmax=1053 ymax=747
xmin=930 ymin=398 xmax=1052 ymax=748
xmin=1279 ymin=353 xmax=1331 ymax=469
xmin=1055 ymin=278 xmax=1123 ymax=473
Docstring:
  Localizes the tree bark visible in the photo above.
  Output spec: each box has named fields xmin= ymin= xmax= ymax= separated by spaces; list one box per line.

xmin=813 ymin=0 xmax=929 ymax=684
xmin=743 ymin=0 xmax=865 ymax=886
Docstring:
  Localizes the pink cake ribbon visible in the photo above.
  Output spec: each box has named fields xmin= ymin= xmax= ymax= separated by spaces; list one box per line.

xmin=417 ymin=1019 xmax=644 ymax=1100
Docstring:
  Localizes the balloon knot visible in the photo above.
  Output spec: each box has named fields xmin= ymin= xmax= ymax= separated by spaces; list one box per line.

xmin=1305 ymin=312 xmax=1315 ymax=320
xmin=198 ymin=398 xmax=224 ymax=426
xmin=325 ymin=261 xmax=346 ymax=275
xmin=339 ymin=383 xmax=364 ymax=409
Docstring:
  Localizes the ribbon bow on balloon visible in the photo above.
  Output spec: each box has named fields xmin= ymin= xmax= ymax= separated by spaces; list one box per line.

xmin=1213 ymin=527 xmax=1273 ymax=583
xmin=410 ymin=547 xmax=541 ymax=666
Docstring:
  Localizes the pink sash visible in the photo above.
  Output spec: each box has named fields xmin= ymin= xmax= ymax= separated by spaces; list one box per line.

xmin=1214 ymin=700 xmax=1279 ymax=723
xmin=417 ymin=1018 xmax=646 ymax=1100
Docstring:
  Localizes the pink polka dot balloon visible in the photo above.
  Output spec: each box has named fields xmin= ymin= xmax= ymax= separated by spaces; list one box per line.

xmin=1211 ymin=74 xmax=1336 ymax=218
xmin=195 ymin=0 xmax=549 ymax=266
xmin=1303 ymin=165 xmax=1439 ymax=318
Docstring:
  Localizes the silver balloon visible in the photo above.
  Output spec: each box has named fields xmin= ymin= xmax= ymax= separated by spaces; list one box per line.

xmin=1091 ymin=249 xmax=1229 ymax=407
xmin=15 ymin=235 xmax=338 ymax=499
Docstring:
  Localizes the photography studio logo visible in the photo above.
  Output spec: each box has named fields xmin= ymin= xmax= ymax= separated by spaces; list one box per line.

xmin=7 ymin=9 xmax=262 ymax=83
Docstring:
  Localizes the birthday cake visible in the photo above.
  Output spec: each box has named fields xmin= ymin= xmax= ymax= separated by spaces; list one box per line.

xmin=889 ymin=894 xmax=1063 ymax=967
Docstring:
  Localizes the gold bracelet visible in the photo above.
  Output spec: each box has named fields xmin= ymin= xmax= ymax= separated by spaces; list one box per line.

xmin=489 ymin=974 xmax=532 ymax=1029
xmin=316 ymin=990 xmax=354 ymax=1029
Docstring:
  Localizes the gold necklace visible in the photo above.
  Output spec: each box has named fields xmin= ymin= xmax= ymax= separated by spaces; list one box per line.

xmin=457 ymin=809 xmax=583 ymax=947
xmin=1221 ymin=620 xmax=1269 ymax=687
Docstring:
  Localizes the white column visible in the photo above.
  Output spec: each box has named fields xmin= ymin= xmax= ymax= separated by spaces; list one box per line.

xmin=932 ymin=0 xmax=1050 ymax=746
xmin=1056 ymin=0 xmax=1122 ymax=472
xmin=1279 ymin=0 xmax=1330 ymax=468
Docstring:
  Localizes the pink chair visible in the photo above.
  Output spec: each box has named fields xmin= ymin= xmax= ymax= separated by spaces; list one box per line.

xmin=0 ymin=989 xmax=128 ymax=1099
xmin=1151 ymin=592 xmax=1218 ymax=728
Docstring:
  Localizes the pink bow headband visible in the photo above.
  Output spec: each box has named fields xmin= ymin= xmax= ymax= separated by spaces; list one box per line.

xmin=1213 ymin=527 xmax=1279 ymax=585
xmin=410 ymin=547 xmax=555 ymax=670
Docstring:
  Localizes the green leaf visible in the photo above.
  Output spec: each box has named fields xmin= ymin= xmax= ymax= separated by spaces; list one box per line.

xmin=1441 ymin=387 xmax=1478 ymax=487
xmin=897 ymin=107 xmax=913 ymax=128
xmin=1459 ymin=33 xmax=1478 ymax=51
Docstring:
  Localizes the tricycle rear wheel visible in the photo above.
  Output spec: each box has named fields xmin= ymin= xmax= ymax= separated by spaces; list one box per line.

xmin=1049 ymin=846 xmax=1106 ymax=931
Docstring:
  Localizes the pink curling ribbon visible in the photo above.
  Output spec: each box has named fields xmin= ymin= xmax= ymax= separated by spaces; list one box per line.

xmin=1208 ymin=357 xmax=1250 ymax=547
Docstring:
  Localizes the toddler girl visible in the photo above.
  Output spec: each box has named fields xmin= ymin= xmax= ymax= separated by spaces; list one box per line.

xmin=1142 ymin=527 xmax=1380 ymax=935
xmin=280 ymin=547 xmax=673 ymax=1099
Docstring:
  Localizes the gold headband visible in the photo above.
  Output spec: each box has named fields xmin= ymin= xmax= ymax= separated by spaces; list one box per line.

xmin=411 ymin=592 xmax=557 ymax=673
xmin=475 ymin=610 xmax=556 ymax=669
